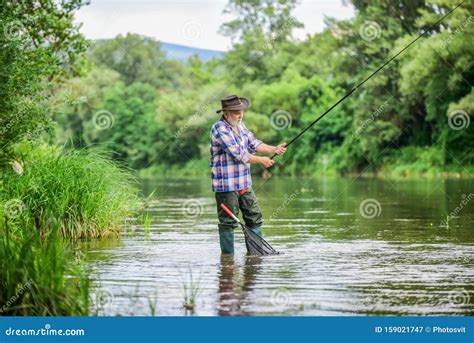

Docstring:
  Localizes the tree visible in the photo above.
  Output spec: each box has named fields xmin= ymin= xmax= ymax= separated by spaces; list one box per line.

xmin=398 ymin=0 xmax=474 ymax=164
xmin=57 ymin=78 xmax=160 ymax=170
xmin=219 ymin=0 xmax=303 ymax=84
xmin=89 ymin=34 xmax=188 ymax=90
xmin=220 ymin=0 xmax=303 ymax=43
xmin=0 ymin=0 xmax=89 ymax=164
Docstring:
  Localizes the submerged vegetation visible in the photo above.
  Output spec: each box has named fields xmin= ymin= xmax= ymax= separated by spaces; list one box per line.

xmin=182 ymin=270 xmax=202 ymax=312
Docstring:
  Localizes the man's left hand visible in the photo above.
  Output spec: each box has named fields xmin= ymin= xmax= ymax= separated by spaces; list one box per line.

xmin=274 ymin=143 xmax=287 ymax=156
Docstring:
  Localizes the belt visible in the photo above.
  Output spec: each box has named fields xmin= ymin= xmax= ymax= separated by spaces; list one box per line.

xmin=237 ymin=187 xmax=249 ymax=196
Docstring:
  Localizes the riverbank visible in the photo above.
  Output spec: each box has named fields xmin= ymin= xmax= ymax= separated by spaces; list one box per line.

xmin=138 ymin=158 xmax=474 ymax=179
xmin=0 ymin=144 xmax=139 ymax=315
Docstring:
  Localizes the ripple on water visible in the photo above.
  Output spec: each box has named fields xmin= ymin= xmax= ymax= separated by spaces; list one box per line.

xmin=86 ymin=177 xmax=474 ymax=316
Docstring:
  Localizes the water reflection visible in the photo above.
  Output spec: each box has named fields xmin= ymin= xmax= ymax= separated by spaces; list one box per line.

xmin=218 ymin=255 xmax=262 ymax=316
xmin=84 ymin=176 xmax=474 ymax=316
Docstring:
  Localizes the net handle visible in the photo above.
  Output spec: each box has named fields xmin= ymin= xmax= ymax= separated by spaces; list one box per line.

xmin=220 ymin=203 xmax=240 ymax=223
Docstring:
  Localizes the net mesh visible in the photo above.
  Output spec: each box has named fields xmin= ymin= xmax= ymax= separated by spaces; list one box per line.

xmin=242 ymin=225 xmax=279 ymax=256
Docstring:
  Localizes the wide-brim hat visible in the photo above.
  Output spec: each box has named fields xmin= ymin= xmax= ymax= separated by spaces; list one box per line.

xmin=216 ymin=95 xmax=250 ymax=113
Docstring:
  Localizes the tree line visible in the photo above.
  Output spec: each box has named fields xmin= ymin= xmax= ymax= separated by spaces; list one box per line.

xmin=2 ymin=0 xmax=473 ymax=176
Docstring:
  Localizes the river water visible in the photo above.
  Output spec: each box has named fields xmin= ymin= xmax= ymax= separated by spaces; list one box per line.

xmin=85 ymin=176 xmax=474 ymax=316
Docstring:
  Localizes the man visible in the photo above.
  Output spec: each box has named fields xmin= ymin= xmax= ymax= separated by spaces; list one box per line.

xmin=210 ymin=95 xmax=287 ymax=254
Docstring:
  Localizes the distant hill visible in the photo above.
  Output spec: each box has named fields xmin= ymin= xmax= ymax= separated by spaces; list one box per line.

xmin=160 ymin=42 xmax=224 ymax=62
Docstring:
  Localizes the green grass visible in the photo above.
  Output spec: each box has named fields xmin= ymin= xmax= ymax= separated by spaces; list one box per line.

xmin=142 ymin=211 xmax=151 ymax=237
xmin=0 ymin=143 xmax=140 ymax=315
xmin=182 ymin=269 xmax=201 ymax=313
xmin=0 ymin=144 xmax=139 ymax=240
xmin=0 ymin=220 xmax=90 ymax=315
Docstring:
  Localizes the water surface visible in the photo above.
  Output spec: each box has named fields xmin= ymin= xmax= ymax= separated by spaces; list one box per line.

xmin=85 ymin=176 xmax=474 ymax=316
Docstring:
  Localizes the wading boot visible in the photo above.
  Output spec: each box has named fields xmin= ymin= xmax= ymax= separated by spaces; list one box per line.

xmin=219 ymin=227 xmax=235 ymax=254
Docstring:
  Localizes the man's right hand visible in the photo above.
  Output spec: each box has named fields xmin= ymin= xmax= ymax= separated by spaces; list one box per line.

xmin=259 ymin=157 xmax=275 ymax=168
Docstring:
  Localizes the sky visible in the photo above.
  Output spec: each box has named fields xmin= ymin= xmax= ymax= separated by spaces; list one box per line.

xmin=74 ymin=0 xmax=355 ymax=51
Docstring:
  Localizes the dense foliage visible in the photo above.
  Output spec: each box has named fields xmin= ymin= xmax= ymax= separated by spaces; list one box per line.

xmin=0 ymin=0 xmax=471 ymax=317
xmin=0 ymin=0 xmax=89 ymax=164
xmin=48 ymin=0 xmax=473 ymax=176
xmin=0 ymin=1 xmax=137 ymax=316
xmin=2 ymin=1 xmax=473 ymax=177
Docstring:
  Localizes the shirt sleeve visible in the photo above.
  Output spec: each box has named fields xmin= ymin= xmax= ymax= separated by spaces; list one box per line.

xmin=245 ymin=127 xmax=262 ymax=154
xmin=213 ymin=124 xmax=252 ymax=163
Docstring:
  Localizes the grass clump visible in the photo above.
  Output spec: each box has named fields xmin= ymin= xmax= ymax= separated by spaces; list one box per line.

xmin=0 ymin=144 xmax=139 ymax=240
xmin=0 ymin=221 xmax=90 ymax=316
xmin=182 ymin=269 xmax=201 ymax=312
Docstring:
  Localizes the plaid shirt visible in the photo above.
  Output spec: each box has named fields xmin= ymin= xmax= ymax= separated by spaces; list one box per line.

xmin=210 ymin=116 xmax=262 ymax=192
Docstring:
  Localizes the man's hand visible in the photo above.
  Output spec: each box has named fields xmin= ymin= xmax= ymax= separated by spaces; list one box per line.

xmin=259 ymin=157 xmax=275 ymax=168
xmin=273 ymin=143 xmax=287 ymax=156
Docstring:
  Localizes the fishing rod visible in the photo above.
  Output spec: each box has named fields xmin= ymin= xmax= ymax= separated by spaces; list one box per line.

xmin=267 ymin=1 xmax=465 ymax=164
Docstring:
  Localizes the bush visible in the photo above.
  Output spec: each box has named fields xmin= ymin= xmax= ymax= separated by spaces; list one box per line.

xmin=384 ymin=146 xmax=445 ymax=176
